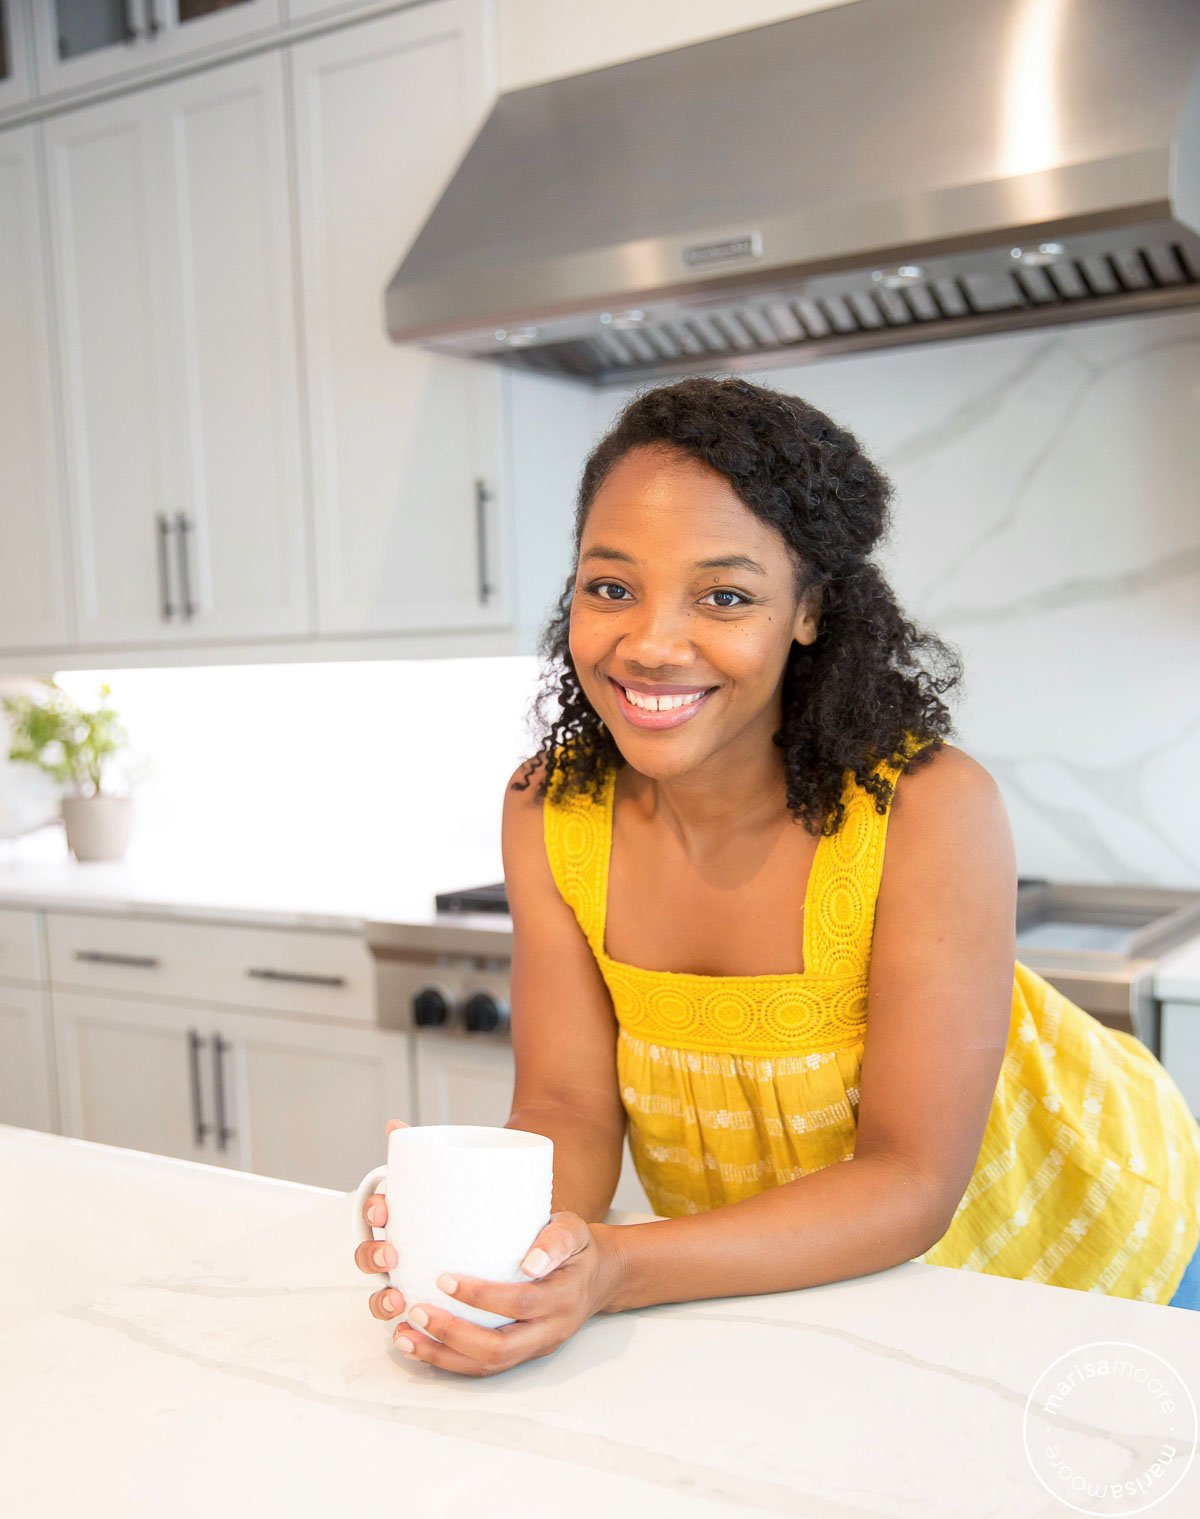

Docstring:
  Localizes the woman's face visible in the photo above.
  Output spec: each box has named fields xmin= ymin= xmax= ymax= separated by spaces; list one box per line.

xmin=569 ymin=443 xmax=819 ymax=779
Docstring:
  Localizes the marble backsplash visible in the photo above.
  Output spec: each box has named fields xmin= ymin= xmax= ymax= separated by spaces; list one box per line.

xmin=5 ymin=306 xmax=1197 ymax=895
xmin=596 ymin=305 xmax=1200 ymax=887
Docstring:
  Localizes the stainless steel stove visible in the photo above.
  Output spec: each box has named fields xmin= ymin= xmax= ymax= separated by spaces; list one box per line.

xmin=1014 ymin=882 xmax=1200 ymax=1054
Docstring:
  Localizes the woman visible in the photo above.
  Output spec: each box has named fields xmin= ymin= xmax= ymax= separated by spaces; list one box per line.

xmin=356 ymin=376 xmax=1200 ymax=1375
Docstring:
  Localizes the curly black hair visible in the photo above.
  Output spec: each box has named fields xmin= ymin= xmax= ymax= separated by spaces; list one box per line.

xmin=512 ymin=374 xmax=964 ymax=836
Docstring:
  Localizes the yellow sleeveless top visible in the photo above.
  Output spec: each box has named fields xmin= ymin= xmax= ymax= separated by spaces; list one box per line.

xmin=542 ymin=745 xmax=1200 ymax=1304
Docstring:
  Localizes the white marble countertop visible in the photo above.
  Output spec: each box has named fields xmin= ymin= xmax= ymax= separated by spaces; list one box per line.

xmin=4 ymin=1126 xmax=1200 ymax=1517
xmin=1157 ymin=935 xmax=1200 ymax=1004
xmin=0 ymin=829 xmax=509 ymax=934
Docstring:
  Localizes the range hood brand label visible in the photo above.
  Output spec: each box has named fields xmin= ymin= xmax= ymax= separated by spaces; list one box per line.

xmin=682 ymin=232 xmax=763 ymax=268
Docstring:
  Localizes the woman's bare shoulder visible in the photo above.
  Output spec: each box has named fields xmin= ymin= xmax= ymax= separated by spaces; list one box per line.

xmin=893 ymin=740 xmax=1001 ymax=808
xmin=887 ymin=741 xmax=1013 ymax=877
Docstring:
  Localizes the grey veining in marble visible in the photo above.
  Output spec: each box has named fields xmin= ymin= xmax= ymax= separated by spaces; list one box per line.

xmin=5 ymin=1128 xmax=1199 ymax=1518
xmin=596 ymin=306 xmax=1200 ymax=888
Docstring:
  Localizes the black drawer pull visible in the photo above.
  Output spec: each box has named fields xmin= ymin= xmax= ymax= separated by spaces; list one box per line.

xmin=187 ymin=1030 xmax=210 ymax=1147
xmin=73 ymin=950 xmax=161 ymax=969
xmin=213 ymin=1034 xmax=235 ymax=1152
xmin=246 ymin=967 xmax=347 ymax=988
xmin=155 ymin=513 xmax=175 ymax=621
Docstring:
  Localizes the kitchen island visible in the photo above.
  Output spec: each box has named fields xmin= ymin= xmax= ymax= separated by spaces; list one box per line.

xmin=3 ymin=1126 xmax=1199 ymax=1517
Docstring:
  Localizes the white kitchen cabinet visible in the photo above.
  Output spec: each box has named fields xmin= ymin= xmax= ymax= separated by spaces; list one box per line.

xmin=289 ymin=0 xmax=513 ymax=638
xmin=51 ymin=984 xmax=413 ymax=1189
xmin=1161 ymin=1001 xmax=1200 ymax=1120
xmin=0 ymin=982 xmax=57 ymax=1132
xmin=0 ymin=906 xmax=44 ymax=983
xmin=46 ymin=910 xmax=374 ymax=1025
xmin=284 ymin=0 xmax=376 ymax=24
xmin=415 ymin=1032 xmax=516 ymax=1129
xmin=52 ymin=989 xmax=233 ymax=1165
xmin=0 ymin=907 xmax=56 ymax=1132
xmin=42 ymin=49 xmax=309 ymax=649
xmin=415 ymin=1034 xmax=653 ymax=1214
xmin=0 ymin=0 xmax=33 ymax=114
xmin=32 ymin=0 xmax=282 ymax=98
xmin=216 ymin=1005 xmax=412 ymax=1190
xmin=0 ymin=123 xmax=73 ymax=652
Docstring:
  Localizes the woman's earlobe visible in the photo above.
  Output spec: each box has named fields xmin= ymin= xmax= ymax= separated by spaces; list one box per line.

xmin=793 ymin=585 xmax=823 ymax=646
xmin=792 ymin=607 xmax=821 ymax=646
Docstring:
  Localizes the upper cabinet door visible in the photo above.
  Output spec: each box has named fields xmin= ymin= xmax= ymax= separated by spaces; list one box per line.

xmin=0 ymin=0 xmax=34 ymax=115
xmin=33 ymin=0 xmax=282 ymax=97
xmin=155 ymin=51 xmax=309 ymax=642
xmin=43 ymin=88 xmax=179 ymax=646
xmin=44 ymin=51 xmax=309 ymax=648
xmin=290 ymin=0 xmax=512 ymax=637
xmin=0 ymin=124 xmax=73 ymax=652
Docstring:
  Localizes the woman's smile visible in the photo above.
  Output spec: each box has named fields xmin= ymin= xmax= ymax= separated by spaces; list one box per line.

xmin=607 ymin=676 xmax=719 ymax=730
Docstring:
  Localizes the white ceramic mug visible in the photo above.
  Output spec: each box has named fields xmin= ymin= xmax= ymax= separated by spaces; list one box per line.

xmin=350 ymin=1124 xmax=554 ymax=1330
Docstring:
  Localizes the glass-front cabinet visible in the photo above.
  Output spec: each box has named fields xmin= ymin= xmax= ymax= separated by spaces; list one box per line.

xmin=0 ymin=0 xmax=33 ymax=113
xmin=33 ymin=0 xmax=282 ymax=95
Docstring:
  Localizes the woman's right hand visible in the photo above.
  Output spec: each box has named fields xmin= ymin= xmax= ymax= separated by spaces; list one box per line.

xmin=354 ymin=1118 xmax=408 ymax=1322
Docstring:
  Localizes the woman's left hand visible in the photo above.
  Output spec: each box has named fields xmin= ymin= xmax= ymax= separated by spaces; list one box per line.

xmin=392 ymin=1212 xmax=622 ymax=1377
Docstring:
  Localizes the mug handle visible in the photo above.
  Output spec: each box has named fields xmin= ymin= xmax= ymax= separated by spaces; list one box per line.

xmin=349 ymin=1164 xmax=390 ymax=1287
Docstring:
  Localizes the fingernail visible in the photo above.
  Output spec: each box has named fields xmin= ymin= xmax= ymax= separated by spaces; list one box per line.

xmin=521 ymin=1247 xmax=549 ymax=1276
xmin=366 ymin=1204 xmax=384 ymax=1226
xmin=394 ymin=1335 xmax=414 ymax=1354
xmin=408 ymin=1306 xmax=428 ymax=1329
xmin=382 ymin=1291 xmax=398 ymax=1313
xmin=436 ymin=1274 xmax=458 ymax=1295
xmin=375 ymin=1246 xmax=394 ymax=1269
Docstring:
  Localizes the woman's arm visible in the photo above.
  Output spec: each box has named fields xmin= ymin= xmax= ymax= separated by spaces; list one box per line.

xmin=597 ymin=744 xmax=1018 ymax=1312
xmin=500 ymin=758 xmax=629 ymax=1224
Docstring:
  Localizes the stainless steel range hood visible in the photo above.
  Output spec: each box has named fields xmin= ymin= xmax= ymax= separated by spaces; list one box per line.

xmin=385 ymin=0 xmax=1200 ymax=386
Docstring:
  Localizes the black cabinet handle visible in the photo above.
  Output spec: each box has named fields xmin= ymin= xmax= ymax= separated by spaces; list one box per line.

xmin=246 ymin=967 xmax=347 ymax=988
xmin=474 ymin=479 xmax=495 ymax=604
xmin=212 ymin=1035 xmax=235 ymax=1152
xmin=73 ymin=950 xmax=161 ymax=969
xmin=174 ymin=512 xmax=196 ymax=620
xmin=187 ymin=1030 xmax=210 ymax=1146
xmin=155 ymin=513 xmax=175 ymax=621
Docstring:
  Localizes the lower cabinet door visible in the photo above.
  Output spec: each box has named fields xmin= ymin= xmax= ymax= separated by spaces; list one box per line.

xmin=414 ymin=1032 xmax=516 ymax=1129
xmin=216 ymin=1008 xmax=413 ymax=1191
xmin=0 ymin=981 xmax=57 ymax=1133
xmin=51 ymin=990 xmax=234 ymax=1166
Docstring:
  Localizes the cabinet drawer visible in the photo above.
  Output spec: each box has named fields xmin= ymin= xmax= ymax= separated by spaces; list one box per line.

xmin=46 ymin=912 xmax=373 ymax=1023
xmin=0 ymin=908 xmax=44 ymax=984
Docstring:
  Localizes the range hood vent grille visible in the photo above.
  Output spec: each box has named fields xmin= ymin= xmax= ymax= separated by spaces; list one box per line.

xmin=496 ymin=239 xmax=1200 ymax=386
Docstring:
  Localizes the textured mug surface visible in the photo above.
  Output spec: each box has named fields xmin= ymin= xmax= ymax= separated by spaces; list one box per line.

xmin=351 ymin=1124 xmax=553 ymax=1330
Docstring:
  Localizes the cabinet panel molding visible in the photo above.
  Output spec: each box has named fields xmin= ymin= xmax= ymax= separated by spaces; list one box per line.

xmin=290 ymin=0 xmax=511 ymax=637
xmin=0 ymin=123 xmax=71 ymax=651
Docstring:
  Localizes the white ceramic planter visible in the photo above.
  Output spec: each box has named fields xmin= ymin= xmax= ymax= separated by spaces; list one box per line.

xmin=61 ymin=795 xmax=134 ymax=862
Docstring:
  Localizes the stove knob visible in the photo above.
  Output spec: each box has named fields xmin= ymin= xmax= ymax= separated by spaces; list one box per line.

xmin=412 ymin=986 xmax=451 ymax=1028
xmin=462 ymin=991 xmax=510 ymax=1033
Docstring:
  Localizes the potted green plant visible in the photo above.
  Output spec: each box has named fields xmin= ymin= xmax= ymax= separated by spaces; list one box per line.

xmin=1 ymin=677 xmax=141 ymax=862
